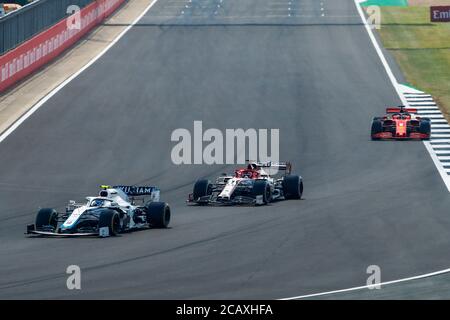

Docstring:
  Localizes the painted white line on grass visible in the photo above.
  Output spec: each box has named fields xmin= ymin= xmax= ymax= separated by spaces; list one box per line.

xmin=0 ymin=0 xmax=160 ymax=145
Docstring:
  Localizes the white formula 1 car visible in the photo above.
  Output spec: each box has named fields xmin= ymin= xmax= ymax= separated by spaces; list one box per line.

xmin=188 ymin=161 xmax=303 ymax=206
xmin=26 ymin=185 xmax=171 ymax=237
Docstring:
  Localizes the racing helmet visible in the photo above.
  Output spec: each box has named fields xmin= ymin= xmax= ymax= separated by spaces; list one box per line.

xmin=99 ymin=190 xmax=108 ymax=197
xmin=91 ymin=199 xmax=104 ymax=207
xmin=242 ymin=171 xmax=253 ymax=178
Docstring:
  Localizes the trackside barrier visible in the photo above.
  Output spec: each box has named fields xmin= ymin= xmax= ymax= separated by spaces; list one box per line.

xmin=0 ymin=0 xmax=126 ymax=92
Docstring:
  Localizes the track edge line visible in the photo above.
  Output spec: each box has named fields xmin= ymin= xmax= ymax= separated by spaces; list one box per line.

xmin=279 ymin=267 xmax=450 ymax=300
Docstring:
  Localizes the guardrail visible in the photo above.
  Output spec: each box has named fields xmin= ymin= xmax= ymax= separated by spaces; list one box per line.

xmin=0 ymin=0 xmax=94 ymax=55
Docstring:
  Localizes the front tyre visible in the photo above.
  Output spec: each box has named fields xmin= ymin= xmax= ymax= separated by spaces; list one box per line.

xmin=146 ymin=202 xmax=171 ymax=228
xmin=283 ymin=175 xmax=303 ymax=199
xmin=252 ymin=180 xmax=271 ymax=205
xmin=420 ymin=119 xmax=431 ymax=139
xmin=35 ymin=208 xmax=58 ymax=231
xmin=371 ymin=119 xmax=383 ymax=140
xmin=193 ymin=179 xmax=212 ymax=200
xmin=98 ymin=210 xmax=121 ymax=236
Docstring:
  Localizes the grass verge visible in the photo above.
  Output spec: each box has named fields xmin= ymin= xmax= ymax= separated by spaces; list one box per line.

xmin=377 ymin=6 xmax=450 ymax=118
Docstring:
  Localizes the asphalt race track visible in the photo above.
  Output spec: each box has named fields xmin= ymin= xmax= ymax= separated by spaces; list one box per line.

xmin=1 ymin=0 xmax=450 ymax=299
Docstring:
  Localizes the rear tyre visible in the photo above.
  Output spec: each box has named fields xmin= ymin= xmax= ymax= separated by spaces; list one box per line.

xmin=193 ymin=179 xmax=212 ymax=201
xmin=283 ymin=175 xmax=303 ymax=200
xmin=146 ymin=202 xmax=171 ymax=228
xmin=98 ymin=210 xmax=120 ymax=236
xmin=252 ymin=180 xmax=271 ymax=205
xmin=371 ymin=119 xmax=383 ymax=140
xmin=35 ymin=208 xmax=58 ymax=230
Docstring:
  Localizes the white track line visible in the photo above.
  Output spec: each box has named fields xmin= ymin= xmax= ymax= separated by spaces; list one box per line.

xmin=418 ymin=111 xmax=442 ymax=115
xmin=0 ymin=0 xmax=160 ymax=144
xmin=409 ymin=102 xmax=438 ymax=106
xmin=280 ymin=267 xmax=450 ymax=300
xmin=415 ymin=107 xmax=440 ymax=110
xmin=434 ymin=151 xmax=450 ymax=155
xmin=404 ymin=94 xmax=431 ymax=97
xmin=433 ymin=129 xmax=450 ymax=132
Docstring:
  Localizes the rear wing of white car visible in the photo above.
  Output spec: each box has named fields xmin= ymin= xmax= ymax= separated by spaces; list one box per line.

xmin=112 ymin=185 xmax=160 ymax=197
xmin=101 ymin=185 xmax=161 ymax=203
xmin=246 ymin=161 xmax=292 ymax=175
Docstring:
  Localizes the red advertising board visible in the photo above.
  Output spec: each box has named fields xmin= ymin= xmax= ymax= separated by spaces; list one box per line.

xmin=0 ymin=0 xmax=126 ymax=92
xmin=431 ymin=6 xmax=450 ymax=22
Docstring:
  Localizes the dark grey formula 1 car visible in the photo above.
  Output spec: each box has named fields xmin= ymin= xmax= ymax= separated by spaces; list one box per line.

xmin=26 ymin=185 xmax=170 ymax=237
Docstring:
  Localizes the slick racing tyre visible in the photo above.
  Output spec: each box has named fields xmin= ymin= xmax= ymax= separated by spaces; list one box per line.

xmin=146 ymin=202 xmax=171 ymax=228
xmin=419 ymin=119 xmax=431 ymax=138
xmin=282 ymin=175 xmax=303 ymax=200
xmin=98 ymin=210 xmax=121 ymax=236
xmin=35 ymin=208 xmax=58 ymax=230
xmin=252 ymin=180 xmax=271 ymax=205
xmin=371 ymin=119 xmax=383 ymax=140
xmin=193 ymin=179 xmax=212 ymax=201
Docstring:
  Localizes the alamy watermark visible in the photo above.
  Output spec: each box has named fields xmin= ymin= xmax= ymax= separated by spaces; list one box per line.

xmin=366 ymin=5 xmax=381 ymax=30
xmin=366 ymin=265 xmax=381 ymax=289
xmin=66 ymin=5 xmax=81 ymax=30
xmin=66 ymin=265 xmax=81 ymax=290
xmin=171 ymin=121 xmax=280 ymax=165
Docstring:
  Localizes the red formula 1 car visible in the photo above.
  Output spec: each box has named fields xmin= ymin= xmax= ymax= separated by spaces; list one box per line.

xmin=371 ymin=106 xmax=431 ymax=140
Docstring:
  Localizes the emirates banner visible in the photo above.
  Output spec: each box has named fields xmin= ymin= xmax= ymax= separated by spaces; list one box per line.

xmin=431 ymin=6 xmax=450 ymax=22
